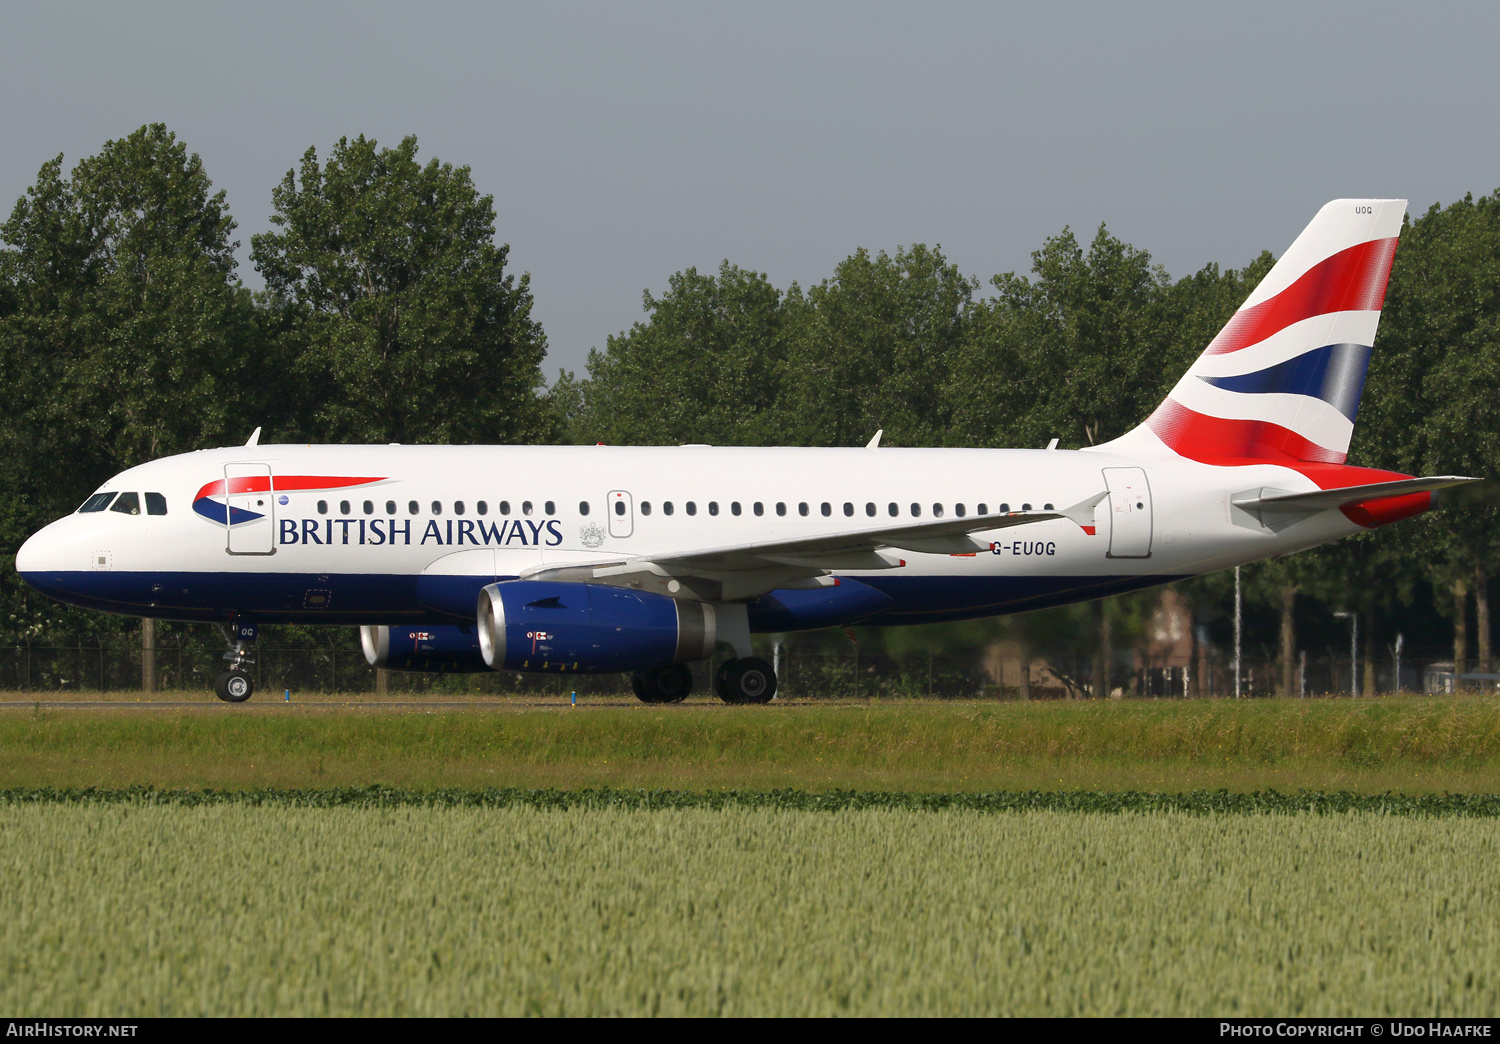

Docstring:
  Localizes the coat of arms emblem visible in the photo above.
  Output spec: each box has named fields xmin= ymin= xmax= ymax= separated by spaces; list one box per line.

xmin=579 ymin=522 xmax=606 ymax=548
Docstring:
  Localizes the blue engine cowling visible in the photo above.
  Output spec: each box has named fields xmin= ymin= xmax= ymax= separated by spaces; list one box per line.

xmin=360 ymin=625 xmax=490 ymax=673
xmin=477 ymin=580 xmax=717 ymax=673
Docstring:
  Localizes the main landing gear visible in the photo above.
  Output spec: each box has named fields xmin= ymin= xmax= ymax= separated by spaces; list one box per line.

xmin=215 ymin=621 xmax=258 ymax=703
xmin=630 ymin=658 xmax=780 ymax=704
xmin=632 ymin=663 xmax=693 ymax=704
xmin=714 ymin=657 xmax=777 ymax=704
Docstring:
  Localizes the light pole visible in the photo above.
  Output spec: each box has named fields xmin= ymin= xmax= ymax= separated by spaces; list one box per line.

xmin=1393 ymin=633 xmax=1404 ymax=695
xmin=1234 ymin=566 xmax=1242 ymax=699
xmin=1334 ymin=611 xmax=1358 ymax=697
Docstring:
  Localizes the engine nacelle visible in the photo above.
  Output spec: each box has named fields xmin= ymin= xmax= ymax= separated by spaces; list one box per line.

xmin=477 ymin=580 xmax=717 ymax=673
xmin=360 ymin=625 xmax=491 ymax=673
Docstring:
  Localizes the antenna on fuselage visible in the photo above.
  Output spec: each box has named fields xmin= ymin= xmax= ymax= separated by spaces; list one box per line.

xmin=866 ymin=430 xmax=883 ymax=449
xmin=245 ymin=427 xmax=262 ymax=447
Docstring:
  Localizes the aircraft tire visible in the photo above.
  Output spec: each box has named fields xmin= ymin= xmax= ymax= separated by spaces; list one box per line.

xmin=632 ymin=663 xmax=691 ymax=704
xmin=714 ymin=657 xmax=777 ymax=704
xmin=214 ymin=670 xmax=254 ymax=703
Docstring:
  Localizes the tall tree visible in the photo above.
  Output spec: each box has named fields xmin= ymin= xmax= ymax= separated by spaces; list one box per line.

xmin=566 ymin=261 xmax=797 ymax=445
xmin=0 ymin=123 xmax=256 ymax=542
xmin=779 ymin=244 xmax=974 ymax=447
xmin=251 ymin=134 xmax=550 ymax=445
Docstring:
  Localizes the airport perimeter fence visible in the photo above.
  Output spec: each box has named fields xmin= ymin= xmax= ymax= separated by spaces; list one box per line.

xmin=0 ymin=639 xmax=1486 ymax=699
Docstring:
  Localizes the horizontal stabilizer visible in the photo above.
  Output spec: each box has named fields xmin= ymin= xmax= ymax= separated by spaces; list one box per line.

xmin=1231 ymin=475 xmax=1481 ymax=533
xmin=1243 ymin=476 xmax=1481 ymax=512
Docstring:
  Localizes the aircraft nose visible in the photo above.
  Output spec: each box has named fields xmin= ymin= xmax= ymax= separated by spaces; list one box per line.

xmin=16 ymin=522 xmax=68 ymax=576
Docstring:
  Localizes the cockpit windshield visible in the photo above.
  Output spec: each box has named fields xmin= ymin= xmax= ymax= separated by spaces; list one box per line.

xmin=145 ymin=493 xmax=167 ymax=515
xmin=78 ymin=492 xmax=117 ymax=513
xmin=109 ymin=492 xmax=141 ymax=515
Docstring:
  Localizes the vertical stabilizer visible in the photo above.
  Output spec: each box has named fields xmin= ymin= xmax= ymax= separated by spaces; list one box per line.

xmin=1102 ymin=199 xmax=1407 ymax=464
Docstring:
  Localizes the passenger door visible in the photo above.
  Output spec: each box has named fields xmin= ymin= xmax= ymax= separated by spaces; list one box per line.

xmin=225 ymin=462 xmax=276 ymax=555
xmin=1102 ymin=467 xmax=1153 ymax=558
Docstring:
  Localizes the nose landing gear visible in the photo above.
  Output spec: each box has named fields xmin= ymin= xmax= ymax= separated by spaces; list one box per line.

xmin=215 ymin=621 xmax=258 ymax=703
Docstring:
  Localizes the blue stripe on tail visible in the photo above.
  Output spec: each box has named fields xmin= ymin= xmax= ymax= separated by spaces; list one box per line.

xmin=1199 ymin=343 xmax=1372 ymax=421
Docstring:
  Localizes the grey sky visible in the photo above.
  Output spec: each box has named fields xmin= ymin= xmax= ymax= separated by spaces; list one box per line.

xmin=3 ymin=1 xmax=1497 ymax=380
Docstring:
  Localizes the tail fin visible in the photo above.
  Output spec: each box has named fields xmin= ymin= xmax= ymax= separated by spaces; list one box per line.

xmin=1107 ymin=198 xmax=1407 ymax=464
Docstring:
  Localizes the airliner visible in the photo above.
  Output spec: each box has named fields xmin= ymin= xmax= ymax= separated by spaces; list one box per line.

xmin=14 ymin=199 xmax=1475 ymax=702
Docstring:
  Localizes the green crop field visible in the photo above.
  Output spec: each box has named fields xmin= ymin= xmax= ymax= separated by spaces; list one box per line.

xmin=2 ymin=798 xmax=1498 ymax=1016
xmin=5 ymin=695 xmax=1500 ymax=793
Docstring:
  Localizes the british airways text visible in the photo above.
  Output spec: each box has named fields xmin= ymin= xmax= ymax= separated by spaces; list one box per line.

xmin=278 ymin=518 xmax=564 ymax=547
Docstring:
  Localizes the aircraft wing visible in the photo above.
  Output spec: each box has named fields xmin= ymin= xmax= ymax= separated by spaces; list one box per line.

xmin=520 ymin=492 xmax=1107 ymax=602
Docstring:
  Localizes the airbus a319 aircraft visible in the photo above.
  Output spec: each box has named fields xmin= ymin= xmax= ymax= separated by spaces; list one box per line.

xmin=15 ymin=199 xmax=1476 ymax=702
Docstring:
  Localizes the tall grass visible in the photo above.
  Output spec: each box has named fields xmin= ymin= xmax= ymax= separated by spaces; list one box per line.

xmin=2 ymin=803 xmax=1499 ymax=1016
xmin=6 ymin=699 xmax=1500 ymax=792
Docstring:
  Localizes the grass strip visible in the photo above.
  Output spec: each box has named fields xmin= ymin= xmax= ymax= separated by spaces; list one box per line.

xmin=9 ymin=784 xmax=1500 ymax=816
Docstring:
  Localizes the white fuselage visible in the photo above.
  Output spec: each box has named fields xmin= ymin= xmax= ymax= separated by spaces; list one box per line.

xmin=16 ymin=443 xmax=1367 ymax=629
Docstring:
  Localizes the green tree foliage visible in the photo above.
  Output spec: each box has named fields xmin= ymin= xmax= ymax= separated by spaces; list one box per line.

xmin=779 ymin=245 xmax=974 ymax=448
xmin=0 ymin=125 xmax=257 ymax=536
xmin=250 ymin=134 xmax=551 ymax=445
xmin=567 ymin=262 xmax=797 ymax=446
xmin=948 ymin=226 xmax=1172 ymax=449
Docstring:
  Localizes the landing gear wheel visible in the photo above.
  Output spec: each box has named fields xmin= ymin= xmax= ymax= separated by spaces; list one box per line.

xmin=714 ymin=657 xmax=777 ymax=704
xmin=214 ymin=670 xmax=254 ymax=703
xmin=632 ymin=663 xmax=692 ymax=704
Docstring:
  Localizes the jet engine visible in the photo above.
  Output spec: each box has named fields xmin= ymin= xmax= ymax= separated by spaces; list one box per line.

xmin=360 ymin=624 xmax=490 ymax=673
xmin=477 ymin=580 xmax=717 ymax=673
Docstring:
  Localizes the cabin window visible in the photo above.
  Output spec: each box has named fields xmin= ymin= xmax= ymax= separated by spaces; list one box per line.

xmin=78 ymin=493 xmax=117 ymax=513
xmin=317 ymin=500 xmax=328 ymax=515
xmin=145 ymin=493 xmax=167 ymax=516
xmin=663 ymin=501 xmax=675 ymax=516
xmin=999 ymin=503 xmax=1010 ymax=512
xmin=640 ymin=501 xmax=652 ymax=516
xmin=910 ymin=503 xmax=921 ymax=517
xmin=798 ymin=502 xmax=809 ymax=517
xmin=865 ymin=502 xmax=875 ymax=517
xmin=1044 ymin=502 xmax=1054 ymax=510
xmin=522 ymin=501 xmax=533 ymax=516
xmin=110 ymin=492 xmax=141 ymax=515
xmin=843 ymin=502 xmax=854 ymax=517
xmin=454 ymin=501 xmax=465 ymax=515
xmin=580 ymin=501 xmax=590 ymax=516
xmin=431 ymin=501 xmax=442 ymax=515
xmin=545 ymin=500 xmax=556 ymax=514
xmin=888 ymin=503 xmax=898 ymax=517
xmin=775 ymin=502 xmax=786 ymax=517
xmin=753 ymin=502 xmax=764 ymax=516
xmin=499 ymin=501 xmax=510 ymax=516
xmin=708 ymin=502 xmax=719 ymax=516
xmin=1022 ymin=503 xmax=1032 ymax=511
xmin=932 ymin=504 xmax=944 ymax=518
xmin=408 ymin=500 xmax=419 ymax=515
xmin=977 ymin=503 xmax=988 ymax=515
xmin=955 ymin=503 xmax=966 ymax=517
xmin=363 ymin=500 xmax=374 ymax=515
xmin=820 ymin=502 xmax=831 ymax=517
xmin=686 ymin=502 xmax=697 ymax=516
xmin=476 ymin=501 xmax=488 ymax=515
xmin=337 ymin=500 xmax=349 ymax=515
xmin=731 ymin=502 xmax=742 ymax=516
xmin=386 ymin=501 xmax=397 ymax=515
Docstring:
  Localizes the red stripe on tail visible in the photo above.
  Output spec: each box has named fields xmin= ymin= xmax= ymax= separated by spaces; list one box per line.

xmin=1204 ymin=237 xmax=1398 ymax=356
xmin=1145 ymin=398 xmax=1346 ymax=464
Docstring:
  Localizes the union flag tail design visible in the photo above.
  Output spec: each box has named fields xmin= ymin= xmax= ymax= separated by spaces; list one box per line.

xmin=1109 ymin=199 xmax=1407 ymax=465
